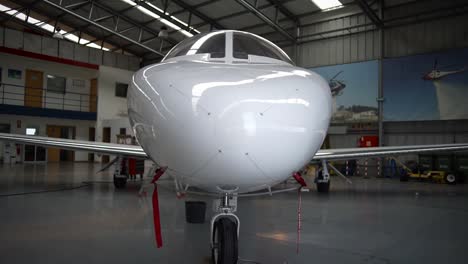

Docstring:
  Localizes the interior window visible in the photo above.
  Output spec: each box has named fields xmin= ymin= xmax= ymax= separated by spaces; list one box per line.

xmin=115 ymin=82 xmax=128 ymax=98
xmin=233 ymin=32 xmax=292 ymax=63
xmin=47 ymin=74 xmax=66 ymax=94
xmin=164 ymin=32 xmax=226 ymax=60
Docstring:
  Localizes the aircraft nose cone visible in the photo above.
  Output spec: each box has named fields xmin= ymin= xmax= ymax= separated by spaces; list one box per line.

xmin=128 ymin=61 xmax=331 ymax=192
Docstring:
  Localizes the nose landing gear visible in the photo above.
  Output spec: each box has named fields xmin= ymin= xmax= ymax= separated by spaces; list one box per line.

xmin=315 ymin=160 xmax=331 ymax=193
xmin=211 ymin=192 xmax=239 ymax=264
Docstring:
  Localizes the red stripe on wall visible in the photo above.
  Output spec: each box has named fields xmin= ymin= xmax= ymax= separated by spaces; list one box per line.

xmin=0 ymin=46 xmax=99 ymax=70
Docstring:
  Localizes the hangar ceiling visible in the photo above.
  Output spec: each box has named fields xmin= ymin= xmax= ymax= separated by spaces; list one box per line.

xmin=0 ymin=0 xmax=466 ymax=65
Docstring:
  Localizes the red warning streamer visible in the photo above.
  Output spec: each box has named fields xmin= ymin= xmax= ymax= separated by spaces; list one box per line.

xmin=152 ymin=184 xmax=163 ymax=248
xmin=151 ymin=167 xmax=167 ymax=248
xmin=292 ymin=172 xmax=305 ymax=254
xmin=296 ymin=188 xmax=302 ymax=254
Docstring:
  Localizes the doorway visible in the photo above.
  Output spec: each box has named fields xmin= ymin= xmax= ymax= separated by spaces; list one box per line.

xmin=90 ymin=78 xmax=97 ymax=112
xmin=88 ymin=127 xmax=95 ymax=162
xmin=46 ymin=125 xmax=75 ymax=162
xmin=102 ymin=127 xmax=111 ymax=163
xmin=25 ymin=69 xmax=44 ymax=108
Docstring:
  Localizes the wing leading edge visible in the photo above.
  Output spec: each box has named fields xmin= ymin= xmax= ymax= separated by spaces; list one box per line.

xmin=1 ymin=133 xmax=467 ymax=161
xmin=0 ymin=133 xmax=147 ymax=159
xmin=313 ymin=143 xmax=468 ymax=161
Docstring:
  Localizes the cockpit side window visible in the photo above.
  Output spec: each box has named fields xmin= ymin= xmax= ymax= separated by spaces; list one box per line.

xmin=163 ymin=32 xmax=225 ymax=60
xmin=232 ymin=32 xmax=292 ymax=63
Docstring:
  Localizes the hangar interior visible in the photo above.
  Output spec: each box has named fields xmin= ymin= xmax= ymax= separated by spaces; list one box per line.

xmin=1 ymin=0 xmax=468 ymax=263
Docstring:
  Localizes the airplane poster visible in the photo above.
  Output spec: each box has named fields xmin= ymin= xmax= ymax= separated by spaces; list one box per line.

xmin=383 ymin=48 xmax=468 ymax=121
xmin=311 ymin=60 xmax=379 ymax=123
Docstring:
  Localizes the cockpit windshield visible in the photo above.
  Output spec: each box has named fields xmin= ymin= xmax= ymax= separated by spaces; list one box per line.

xmin=163 ymin=30 xmax=292 ymax=64
xmin=232 ymin=32 xmax=292 ymax=64
xmin=164 ymin=32 xmax=225 ymax=60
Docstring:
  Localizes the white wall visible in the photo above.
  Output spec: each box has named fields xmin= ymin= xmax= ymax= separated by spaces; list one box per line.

xmin=95 ymin=66 xmax=135 ymax=161
xmin=0 ymin=50 xmax=140 ymax=163
xmin=0 ymin=52 xmax=98 ymax=110
xmin=0 ymin=114 xmax=94 ymax=161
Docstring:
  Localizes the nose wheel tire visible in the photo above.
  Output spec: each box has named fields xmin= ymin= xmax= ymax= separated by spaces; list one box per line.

xmin=212 ymin=218 xmax=238 ymax=264
xmin=445 ymin=174 xmax=457 ymax=185
xmin=316 ymin=181 xmax=330 ymax=193
xmin=113 ymin=175 xmax=127 ymax=189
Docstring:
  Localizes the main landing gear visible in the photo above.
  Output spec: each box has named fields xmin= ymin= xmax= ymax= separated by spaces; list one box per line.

xmin=113 ymin=156 xmax=127 ymax=189
xmin=315 ymin=160 xmax=331 ymax=193
xmin=211 ymin=191 xmax=239 ymax=264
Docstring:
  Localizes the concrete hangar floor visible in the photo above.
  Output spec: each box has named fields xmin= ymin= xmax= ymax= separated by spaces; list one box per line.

xmin=0 ymin=162 xmax=467 ymax=264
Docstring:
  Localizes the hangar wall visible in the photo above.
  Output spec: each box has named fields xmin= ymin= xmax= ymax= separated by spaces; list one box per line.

xmin=295 ymin=0 xmax=468 ymax=68
xmin=0 ymin=26 xmax=141 ymax=71
xmin=0 ymin=40 xmax=135 ymax=162
xmin=0 ymin=52 xmax=98 ymax=110
xmin=295 ymin=0 xmax=468 ymax=150
xmin=0 ymin=51 xmax=99 ymax=161
xmin=0 ymin=114 xmax=94 ymax=161
xmin=95 ymin=66 xmax=134 ymax=161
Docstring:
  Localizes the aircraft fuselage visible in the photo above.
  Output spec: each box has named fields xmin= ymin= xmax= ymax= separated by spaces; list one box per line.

xmin=128 ymin=31 xmax=332 ymax=193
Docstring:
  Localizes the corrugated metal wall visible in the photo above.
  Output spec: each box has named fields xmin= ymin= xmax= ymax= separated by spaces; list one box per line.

xmin=384 ymin=14 xmax=468 ymax=58
xmin=384 ymin=120 xmax=468 ymax=145
xmin=297 ymin=14 xmax=381 ymax=67
xmin=295 ymin=0 xmax=468 ymax=68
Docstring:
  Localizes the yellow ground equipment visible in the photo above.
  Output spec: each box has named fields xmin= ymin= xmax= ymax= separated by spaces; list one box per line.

xmin=391 ymin=157 xmax=457 ymax=184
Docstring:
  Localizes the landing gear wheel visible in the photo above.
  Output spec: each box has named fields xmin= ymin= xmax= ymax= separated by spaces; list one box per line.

xmin=445 ymin=174 xmax=457 ymax=185
xmin=113 ymin=175 xmax=127 ymax=189
xmin=212 ymin=218 xmax=238 ymax=264
xmin=316 ymin=181 xmax=330 ymax=193
xmin=400 ymin=171 xmax=409 ymax=182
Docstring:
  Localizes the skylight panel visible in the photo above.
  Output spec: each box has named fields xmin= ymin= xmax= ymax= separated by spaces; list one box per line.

xmin=311 ymin=0 xmax=343 ymax=10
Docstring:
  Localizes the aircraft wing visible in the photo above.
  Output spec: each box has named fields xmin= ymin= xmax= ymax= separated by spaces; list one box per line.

xmin=0 ymin=133 xmax=148 ymax=159
xmin=313 ymin=143 xmax=468 ymax=160
xmin=1 ymin=132 xmax=468 ymax=161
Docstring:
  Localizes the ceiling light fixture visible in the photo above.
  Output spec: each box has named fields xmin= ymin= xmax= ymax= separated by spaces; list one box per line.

xmin=121 ymin=0 xmax=198 ymax=37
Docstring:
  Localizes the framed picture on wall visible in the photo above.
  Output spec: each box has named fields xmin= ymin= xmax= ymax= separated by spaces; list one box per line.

xmin=8 ymin=69 xmax=22 ymax=79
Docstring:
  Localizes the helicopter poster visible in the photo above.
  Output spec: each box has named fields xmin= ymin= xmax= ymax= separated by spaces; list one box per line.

xmin=383 ymin=48 xmax=468 ymax=121
xmin=311 ymin=60 xmax=378 ymax=123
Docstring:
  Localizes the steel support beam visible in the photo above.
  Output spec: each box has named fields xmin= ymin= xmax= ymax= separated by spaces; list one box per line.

xmin=266 ymin=0 xmax=299 ymax=25
xmin=192 ymin=0 xmax=295 ymax=29
xmin=355 ymin=0 xmax=383 ymax=28
xmin=63 ymin=1 xmax=177 ymax=46
xmin=171 ymin=0 xmax=221 ymax=16
xmin=235 ymin=0 xmax=296 ymax=43
xmin=41 ymin=0 xmax=165 ymax=57
xmin=170 ymin=0 xmax=224 ymax=29
xmin=0 ymin=2 xmax=127 ymax=54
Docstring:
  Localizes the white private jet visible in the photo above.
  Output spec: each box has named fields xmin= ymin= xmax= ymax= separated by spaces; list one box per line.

xmin=1 ymin=30 xmax=468 ymax=264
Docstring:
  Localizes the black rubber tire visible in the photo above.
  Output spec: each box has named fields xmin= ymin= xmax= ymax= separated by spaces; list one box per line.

xmin=316 ymin=181 xmax=330 ymax=193
xmin=400 ymin=172 xmax=409 ymax=182
xmin=185 ymin=201 xmax=206 ymax=223
xmin=113 ymin=175 xmax=127 ymax=189
xmin=445 ymin=174 xmax=457 ymax=185
xmin=212 ymin=218 xmax=238 ymax=264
